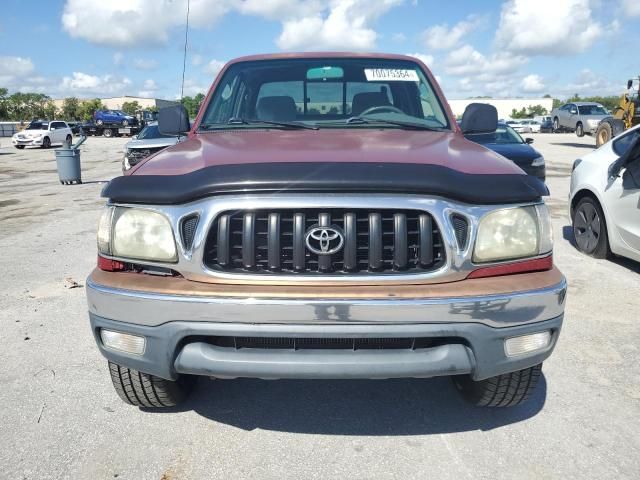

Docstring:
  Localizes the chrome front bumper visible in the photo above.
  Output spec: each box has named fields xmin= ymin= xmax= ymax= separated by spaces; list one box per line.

xmin=87 ymin=276 xmax=566 ymax=381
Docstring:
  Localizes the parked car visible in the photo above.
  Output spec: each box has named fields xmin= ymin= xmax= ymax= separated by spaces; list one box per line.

xmin=122 ymin=121 xmax=181 ymax=173
xmin=88 ymin=53 xmax=565 ymax=409
xmin=11 ymin=120 xmax=72 ymax=149
xmin=506 ymin=120 xmax=532 ymax=134
xmin=465 ymin=123 xmax=545 ymax=181
xmin=570 ymin=123 xmax=640 ymax=262
xmin=550 ymin=102 xmax=608 ymax=137
xmin=540 ymin=119 xmax=554 ymax=133
xmin=519 ymin=120 xmax=542 ymax=133
xmin=66 ymin=121 xmax=82 ymax=136
xmin=94 ymin=110 xmax=137 ymax=126
xmin=533 ymin=115 xmax=552 ymax=124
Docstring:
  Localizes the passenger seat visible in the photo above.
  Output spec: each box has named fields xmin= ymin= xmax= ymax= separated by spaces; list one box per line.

xmin=256 ymin=96 xmax=298 ymax=121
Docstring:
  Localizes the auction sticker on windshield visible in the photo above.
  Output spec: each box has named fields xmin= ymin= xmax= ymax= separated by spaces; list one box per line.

xmin=364 ymin=69 xmax=419 ymax=82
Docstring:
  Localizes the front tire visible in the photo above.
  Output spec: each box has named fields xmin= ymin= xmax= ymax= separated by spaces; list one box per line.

xmin=42 ymin=136 xmax=51 ymax=148
xmin=576 ymin=122 xmax=584 ymax=137
xmin=15 ymin=145 xmax=25 ymax=149
xmin=96 ymin=119 xmax=104 ymax=126
xmin=103 ymin=128 xmax=113 ymax=138
xmin=572 ymin=196 xmax=610 ymax=258
xmin=108 ymin=362 xmax=193 ymax=408
xmin=453 ymin=364 xmax=542 ymax=407
xmin=65 ymin=134 xmax=72 ymax=145
xmin=122 ymin=119 xmax=129 ymax=126
xmin=553 ymin=117 xmax=560 ymax=131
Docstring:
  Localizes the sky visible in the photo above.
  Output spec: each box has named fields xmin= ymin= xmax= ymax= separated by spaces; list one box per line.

xmin=1 ymin=0 xmax=639 ymax=101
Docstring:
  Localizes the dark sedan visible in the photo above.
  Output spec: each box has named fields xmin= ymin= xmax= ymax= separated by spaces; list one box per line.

xmin=464 ymin=123 xmax=545 ymax=181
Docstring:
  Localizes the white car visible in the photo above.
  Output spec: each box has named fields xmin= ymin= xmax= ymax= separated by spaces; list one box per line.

xmin=12 ymin=120 xmax=73 ymax=149
xmin=569 ymin=124 xmax=640 ymax=262
xmin=519 ymin=120 xmax=542 ymax=133
xmin=506 ymin=120 xmax=532 ymax=134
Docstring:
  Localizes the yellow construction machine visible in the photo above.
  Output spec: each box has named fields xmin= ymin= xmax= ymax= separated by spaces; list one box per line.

xmin=595 ymin=77 xmax=640 ymax=147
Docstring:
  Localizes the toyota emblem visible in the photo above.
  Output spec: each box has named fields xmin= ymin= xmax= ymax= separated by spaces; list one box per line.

xmin=305 ymin=225 xmax=344 ymax=255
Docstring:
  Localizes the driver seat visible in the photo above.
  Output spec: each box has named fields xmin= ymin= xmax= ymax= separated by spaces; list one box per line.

xmin=351 ymin=92 xmax=391 ymax=116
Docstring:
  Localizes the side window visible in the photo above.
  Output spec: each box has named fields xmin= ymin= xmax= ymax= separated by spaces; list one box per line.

xmin=612 ymin=130 xmax=640 ymax=157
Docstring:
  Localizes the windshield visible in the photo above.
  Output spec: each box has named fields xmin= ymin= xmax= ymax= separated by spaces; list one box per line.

xmin=199 ymin=58 xmax=450 ymax=130
xmin=466 ymin=124 xmax=523 ymax=145
xmin=26 ymin=122 xmax=48 ymax=130
xmin=137 ymin=124 xmax=174 ymax=140
xmin=578 ymin=105 xmax=607 ymax=115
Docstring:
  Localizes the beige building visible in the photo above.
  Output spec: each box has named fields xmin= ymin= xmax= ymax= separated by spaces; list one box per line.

xmin=52 ymin=96 xmax=177 ymax=110
xmin=447 ymin=98 xmax=554 ymax=120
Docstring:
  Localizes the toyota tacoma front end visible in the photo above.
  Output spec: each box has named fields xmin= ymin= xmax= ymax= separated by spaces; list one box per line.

xmin=86 ymin=53 xmax=566 ymax=408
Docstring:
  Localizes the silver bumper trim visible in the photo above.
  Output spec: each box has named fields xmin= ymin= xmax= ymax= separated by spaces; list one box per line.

xmin=86 ymin=276 xmax=567 ymax=328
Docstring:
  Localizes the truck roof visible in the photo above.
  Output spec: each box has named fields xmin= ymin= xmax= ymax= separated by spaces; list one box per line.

xmin=226 ymin=52 xmax=426 ymax=65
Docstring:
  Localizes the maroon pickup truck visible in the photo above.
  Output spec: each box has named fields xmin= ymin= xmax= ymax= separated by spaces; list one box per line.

xmin=87 ymin=53 xmax=566 ymax=408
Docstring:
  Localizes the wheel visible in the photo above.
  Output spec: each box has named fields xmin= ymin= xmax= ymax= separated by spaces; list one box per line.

xmin=572 ymin=196 xmax=610 ymax=258
xmin=453 ymin=364 xmax=542 ymax=407
xmin=596 ymin=121 xmax=612 ymax=147
xmin=65 ymin=134 xmax=72 ymax=145
xmin=103 ymin=128 xmax=113 ymax=138
xmin=553 ymin=117 xmax=559 ymax=131
xmin=42 ymin=136 xmax=51 ymax=148
xmin=15 ymin=145 xmax=25 ymax=149
xmin=576 ymin=122 xmax=584 ymax=137
xmin=122 ymin=119 xmax=129 ymax=126
xmin=96 ymin=119 xmax=104 ymax=126
xmin=108 ymin=361 xmax=193 ymax=408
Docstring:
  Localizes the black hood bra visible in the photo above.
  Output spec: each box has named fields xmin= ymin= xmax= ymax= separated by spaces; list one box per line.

xmin=103 ymin=162 xmax=549 ymax=205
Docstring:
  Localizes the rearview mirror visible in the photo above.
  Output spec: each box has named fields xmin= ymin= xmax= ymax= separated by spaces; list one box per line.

xmin=158 ymin=104 xmax=190 ymax=135
xmin=307 ymin=66 xmax=344 ymax=80
xmin=461 ymin=103 xmax=498 ymax=134
xmin=525 ymin=138 xmax=534 ymax=144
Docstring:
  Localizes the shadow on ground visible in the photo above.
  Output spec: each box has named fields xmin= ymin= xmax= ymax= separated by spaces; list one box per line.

xmin=143 ymin=375 xmax=547 ymax=435
xmin=550 ymin=142 xmax=595 ymax=150
xmin=563 ymin=225 xmax=640 ymax=273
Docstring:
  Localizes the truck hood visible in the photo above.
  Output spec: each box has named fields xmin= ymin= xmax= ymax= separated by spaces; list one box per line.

xmin=131 ymin=129 xmax=524 ymax=176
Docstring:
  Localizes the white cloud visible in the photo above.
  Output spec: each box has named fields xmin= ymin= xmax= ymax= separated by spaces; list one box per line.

xmin=557 ymin=69 xmax=620 ymax=97
xmin=61 ymin=0 xmax=232 ymax=47
xmin=139 ymin=78 xmax=159 ymax=96
xmin=622 ymin=0 xmax=640 ymax=16
xmin=495 ymin=0 xmax=602 ymax=55
xmin=421 ymin=15 xmax=485 ymax=51
xmin=392 ymin=32 xmax=407 ymax=42
xmin=444 ymin=45 xmax=527 ymax=76
xmin=276 ymin=0 xmax=403 ymax=50
xmin=60 ymin=72 xmax=132 ymax=96
xmin=133 ymin=58 xmax=158 ymax=70
xmin=521 ymin=74 xmax=545 ymax=93
xmin=204 ymin=59 xmax=225 ymax=77
xmin=0 ymin=56 xmax=37 ymax=90
xmin=406 ymin=53 xmax=434 ymax=67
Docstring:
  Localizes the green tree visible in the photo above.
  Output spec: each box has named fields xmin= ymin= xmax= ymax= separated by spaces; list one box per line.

xmin=552 ymin=98 xmax=562 ymax=109
xmin=510 ymin=107 xmax=528 ymax=119
xmin=78 ymin=98 xmax=106 ymax=121
xmin=180 ymin=93 xmax=206 ymax=118
xmin=61 ymin=97 xmax=81 ymax=120
xmin=527 ymin=104 xmax=548 ymax=116
xmin=43 ymin=100 xmax=58 ymax=119
xmin=121 ymin=100 xmax=141 ymax=115
xmin=0 ymin=87 xmax=8 ymax=120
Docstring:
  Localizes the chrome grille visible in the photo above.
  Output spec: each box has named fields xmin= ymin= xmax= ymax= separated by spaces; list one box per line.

xmin=203 ymin=209 xmax=446 ymax=275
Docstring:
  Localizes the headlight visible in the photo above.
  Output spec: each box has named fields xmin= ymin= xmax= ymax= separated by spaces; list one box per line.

xmin=473 ymin=205 xmax=552 ymax=263
xmin=531 ymin=156 xmax=544 ymax=167
xmin=97 ymin=206 xmax=177 ymax=262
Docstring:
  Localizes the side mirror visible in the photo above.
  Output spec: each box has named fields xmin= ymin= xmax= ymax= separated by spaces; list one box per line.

xmin=460 ymin=103 xmax=498 ymax=134
xmin=131 ymin=135 xmax=138 ymax=140
xmin=525 ymin=138 xmax=534 ymax=144
xmin=627 ymin=79 xmax=633 ymax=90
xmin=158 ymin=104 xmax=190 ymax=135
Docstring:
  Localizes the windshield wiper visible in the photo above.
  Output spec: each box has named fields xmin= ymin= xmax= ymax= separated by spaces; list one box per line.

xmin=326 ymin=116 xmax=445 ymax=131
xmin=225 ymin=117 xmax=318 ymax=130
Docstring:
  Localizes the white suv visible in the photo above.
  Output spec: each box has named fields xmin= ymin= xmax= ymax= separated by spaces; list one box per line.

xmin=570 ymin=124 xmax=640 ymax=262
xmin=12 ymin=120 xmax=73 ymax=149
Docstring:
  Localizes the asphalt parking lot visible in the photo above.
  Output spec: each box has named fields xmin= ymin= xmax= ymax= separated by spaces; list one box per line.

xmin=0 ymin=133 xmax=639 ymax=479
